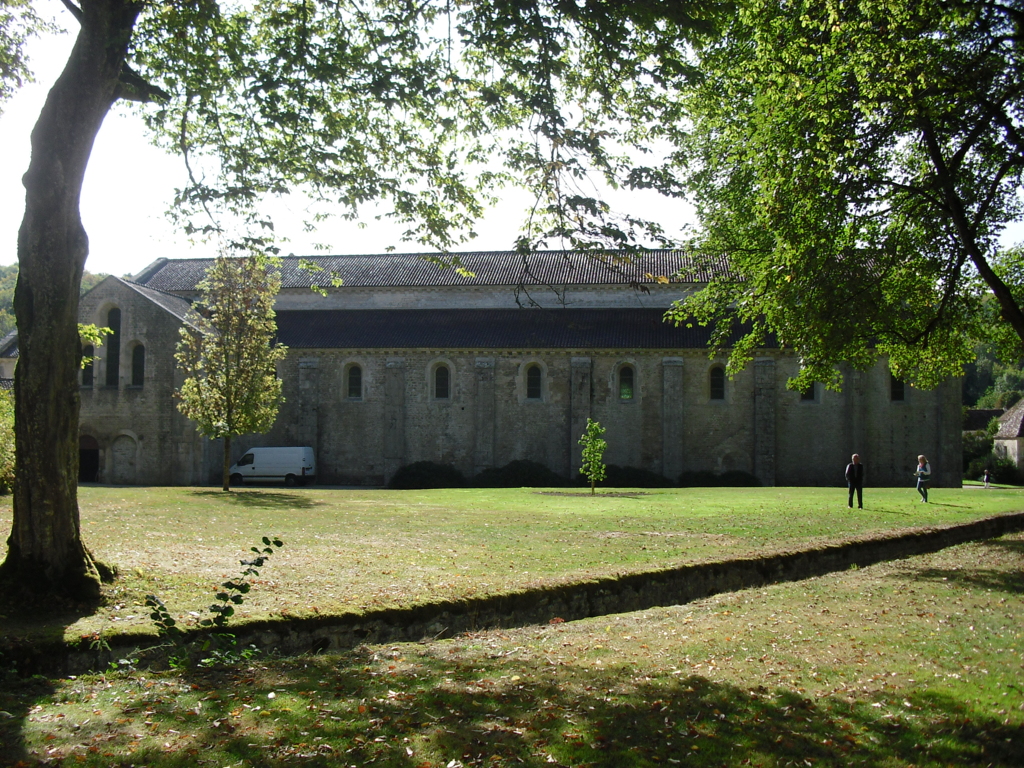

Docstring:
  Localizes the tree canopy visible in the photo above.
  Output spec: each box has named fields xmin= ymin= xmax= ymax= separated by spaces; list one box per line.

xmin=669 ymin=0 xmax=1024 ymax=390
xmin=176 ymin=253 xmax=287 ymax=492
xmin=0 ymin=0 xmax=716 ymax=595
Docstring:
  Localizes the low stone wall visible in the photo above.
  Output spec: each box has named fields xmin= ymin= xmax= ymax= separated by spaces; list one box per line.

xmin=15 ymin=511 xmax=1024 ymax=676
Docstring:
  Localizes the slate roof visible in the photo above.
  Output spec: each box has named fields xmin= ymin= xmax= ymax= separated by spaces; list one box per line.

xmin=134 ymin=250 xmax=732 ymax=292
xmin=275 ymin=308 xmax=760 ymax=350
xmin=995 ymin=398 xmax=1024 ymax=439
xmin=0 ymin=331 xmax=16 ymax=358
xmin=121 ymin=279 xmax=193 ymax=322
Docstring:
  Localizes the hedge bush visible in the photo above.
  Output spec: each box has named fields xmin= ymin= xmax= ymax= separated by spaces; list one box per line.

xmin=678 ymin=469 xmax=761 ymax=487
xmin=473 ymin=460 xmax=569 ymax=488
xmin=388 ymin=461 xmax=466 ymax=490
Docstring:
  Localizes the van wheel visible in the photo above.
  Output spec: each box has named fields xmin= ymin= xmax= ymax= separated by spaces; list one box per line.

xmin=285 ymin=474 xmax=297 ymax=487
xmin=230 ymin=473 xmax=243 ymax=486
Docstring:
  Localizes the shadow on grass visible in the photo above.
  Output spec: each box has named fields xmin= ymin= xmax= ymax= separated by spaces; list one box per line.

xmin=0 ymin=672 xmax=54 ymax=767
xmin=12 ymin=647 xmax=1019 ymax=767
xmin=189 ymin=490 xmax=318 ymax=509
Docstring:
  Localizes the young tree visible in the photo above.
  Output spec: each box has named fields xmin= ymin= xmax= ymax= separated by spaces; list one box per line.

xmin=175 ymin=253 xmax=287 ymax=492
xmin=670 ymin=0 xmax=1024 ymax=390
xmin=578 ymin=418 xmax=607 ymax=495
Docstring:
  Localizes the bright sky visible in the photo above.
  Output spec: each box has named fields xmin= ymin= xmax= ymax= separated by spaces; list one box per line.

xmin=0 ymin=13 xmax=1019 ymax=279
xmin=0 ymin=12 xmax=693 ymax=279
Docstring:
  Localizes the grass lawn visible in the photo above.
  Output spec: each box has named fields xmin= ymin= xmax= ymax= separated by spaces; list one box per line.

xmin=1 ymin=532 xmax=1020 ymax=767
xmin=1 ymin=484 xmax=1023 ymax=643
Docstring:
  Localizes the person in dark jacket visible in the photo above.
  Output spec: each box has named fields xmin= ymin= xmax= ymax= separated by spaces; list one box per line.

xmin=845 ymin=454 xmax=864 ymax=509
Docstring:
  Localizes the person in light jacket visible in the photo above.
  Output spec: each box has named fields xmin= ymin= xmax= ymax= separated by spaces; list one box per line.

xmin=914 ymin=455 xmax=931 ymax=502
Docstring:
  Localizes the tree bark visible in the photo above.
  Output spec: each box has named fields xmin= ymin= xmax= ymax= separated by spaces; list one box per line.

xmin=223 ymin=436 xmax=232 ymax=492
xmin=0 ymin=0 xmax=141 ymax=597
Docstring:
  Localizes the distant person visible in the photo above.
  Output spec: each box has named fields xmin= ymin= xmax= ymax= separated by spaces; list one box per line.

xmin=914 ymin=455 xmax=931 ymax=502
xmin=984 ymin=468 xmax=992 ymax=489
xmin=845 ymin=453 xmax=864 ymax=509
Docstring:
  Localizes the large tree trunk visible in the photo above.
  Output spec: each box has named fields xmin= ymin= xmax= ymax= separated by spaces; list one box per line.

xmin=0 ymin=0 xmax=141 ymax=597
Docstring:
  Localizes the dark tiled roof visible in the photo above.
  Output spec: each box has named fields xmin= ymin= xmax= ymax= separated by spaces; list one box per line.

xmin=0 ymin=378 xmax=12 ymax=391
xmin=964 ymin=408 xmax=1004 ymax=432
xmin=275 ymin=308 xmax=760 ymax=350
xmin=0 ymin=331 xmax=17 ymax=358
xmin=122 ymin=280 xmax=193 ymax=322
xmin=135 ymin=251 xmax=732 ymax=292
xmin=996 ymin=399 xmax=1024 ymax=439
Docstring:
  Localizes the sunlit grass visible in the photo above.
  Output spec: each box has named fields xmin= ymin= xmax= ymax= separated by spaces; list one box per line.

xmin=2 ymin=533 xmax=1020 ymax=767
xmin=0 ymin=484 xmax=1022 ymax=642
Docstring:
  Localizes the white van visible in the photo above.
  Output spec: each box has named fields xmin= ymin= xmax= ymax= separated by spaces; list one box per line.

xmin=229 ymin=447 xmax=316 ymax=486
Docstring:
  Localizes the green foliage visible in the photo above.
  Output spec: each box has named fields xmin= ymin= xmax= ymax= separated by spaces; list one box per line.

xmin=975 ymin=364 xmax=1024 ymax=409
xmin=678 ymin=469 xmax=761 ymax=488
xmin=144 ymin=535 xmax=283 ymax=667
xmin=472 ymin=459 xmax=569 ymax=488
xmin=175 ymin=252 xmax=287 ymax=489
xmin=672 ymin=0 xmax=1024 ymax=390
xmin=0 ymin=389 xmax=14 ymax=494
xmin=578 ymin=418 xmax=607 ymax=494
xmin=388 ymin=461 xmax=467 ymax=490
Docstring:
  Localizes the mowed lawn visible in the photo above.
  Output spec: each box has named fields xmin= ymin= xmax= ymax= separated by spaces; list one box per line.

xmin=0 ymin=484 xmax=1022 ymax=642
xmin=1 ymin=532 xmax=1021 ymax=767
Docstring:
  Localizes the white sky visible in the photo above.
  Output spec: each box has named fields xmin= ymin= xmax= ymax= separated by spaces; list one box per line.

xmin=0 ymin=12 xmax=1019 ymax=279
xmin=0 ymin=13 xmax=693 ymax=278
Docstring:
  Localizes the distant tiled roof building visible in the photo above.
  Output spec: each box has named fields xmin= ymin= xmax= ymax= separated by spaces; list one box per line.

xmin=64 ymin=251 xmax=960 ymax=488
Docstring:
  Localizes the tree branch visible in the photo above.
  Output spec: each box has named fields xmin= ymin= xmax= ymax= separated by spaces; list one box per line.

xmin=115 ymin=63 xmax=170 ymax=103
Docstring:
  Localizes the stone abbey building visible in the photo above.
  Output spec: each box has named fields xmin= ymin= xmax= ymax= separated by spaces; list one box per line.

xmin=2 ymin=251 xmax=961 ymax=487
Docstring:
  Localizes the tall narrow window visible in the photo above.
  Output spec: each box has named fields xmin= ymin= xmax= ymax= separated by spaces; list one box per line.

xmin=800 ymin=383 xmax=816 ymax=401
xmin=348 ymin=364 xmax=362 ymax=399
xmin=105 ymin=308 xmax=121 ymax=387
xmin=709 ymin=366 xmax=725 ymax=401
xmin=434 ymin=365 xmax=450 ymax=399
xmin=131 ymin=345 xmax=145 ymax=386
xmin=619 ymin=365 xmax=635 ymax=400
xmin=82 ymin=345 xmax=94 ymax=387
xmin=891 ymin=375 xmax=905 ymax=402
xmin=526 ymin=364 xmax=542 ymax=399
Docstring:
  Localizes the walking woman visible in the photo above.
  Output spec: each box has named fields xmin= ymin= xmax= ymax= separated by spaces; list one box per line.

xmin=914 ymin=455 xmax=931 ymax=502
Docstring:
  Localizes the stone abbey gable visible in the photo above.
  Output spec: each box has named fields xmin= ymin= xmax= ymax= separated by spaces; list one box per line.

xmin=67 ymin=250 xmax=961 ymax=488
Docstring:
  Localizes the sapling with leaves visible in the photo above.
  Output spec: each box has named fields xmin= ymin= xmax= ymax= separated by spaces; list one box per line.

xmin=579 ymin=418 xmax=607 ymax=495
xmin=175 ymin=252 xmax=287 ymax=491
xmin=144 ymin=535 xmax=283 ymax=665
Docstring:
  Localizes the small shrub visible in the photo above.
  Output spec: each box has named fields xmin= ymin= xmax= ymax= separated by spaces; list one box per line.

xmin=678 ymin=469 xmax=761 ymax=487
xmin=0 ymin=390 xmax=13 ymax=494
xmin=990 ymin=457 xmax=1021 ymax=485
xmin=678 ymin=470 xmax=723 ymax=487
xmin=718 ymin=469 xmax=762 ymax=487
xmin=963 ymin=430 xmax=995 ymax=471
xmin=388 ymin=461 xmax=466 ymax=490
xmin=473 ymin=460 xmax=569 ymax=488
xmin=578 ymin=418 xmax=607 ymax=495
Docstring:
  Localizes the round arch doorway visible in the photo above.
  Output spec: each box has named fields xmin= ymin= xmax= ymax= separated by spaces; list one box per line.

xmin=79 ymin=435 xmax=99 ymax=483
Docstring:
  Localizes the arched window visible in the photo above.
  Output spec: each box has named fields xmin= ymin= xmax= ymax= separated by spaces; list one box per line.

xmin=82 ymin=345 xmax=94 ymax=387
xmin=105 ymin=308 xmax=121 ymax=387
xmin=348 ymin=364 xmax=362 ymax=399
xmin=526 ymin=364 xmax=542 ymax=399
xmin=131 ymin=345 xmax=145 ymax=387
xmin=891 ymin=375 xmax=905 ymax=402
xmin=434 ymin=365 xmax=450 ymax=399
xmin=619 ymin=365 xmax=635 ymax=400
xmin=709 ymin=366 xmax=725 ymax=401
